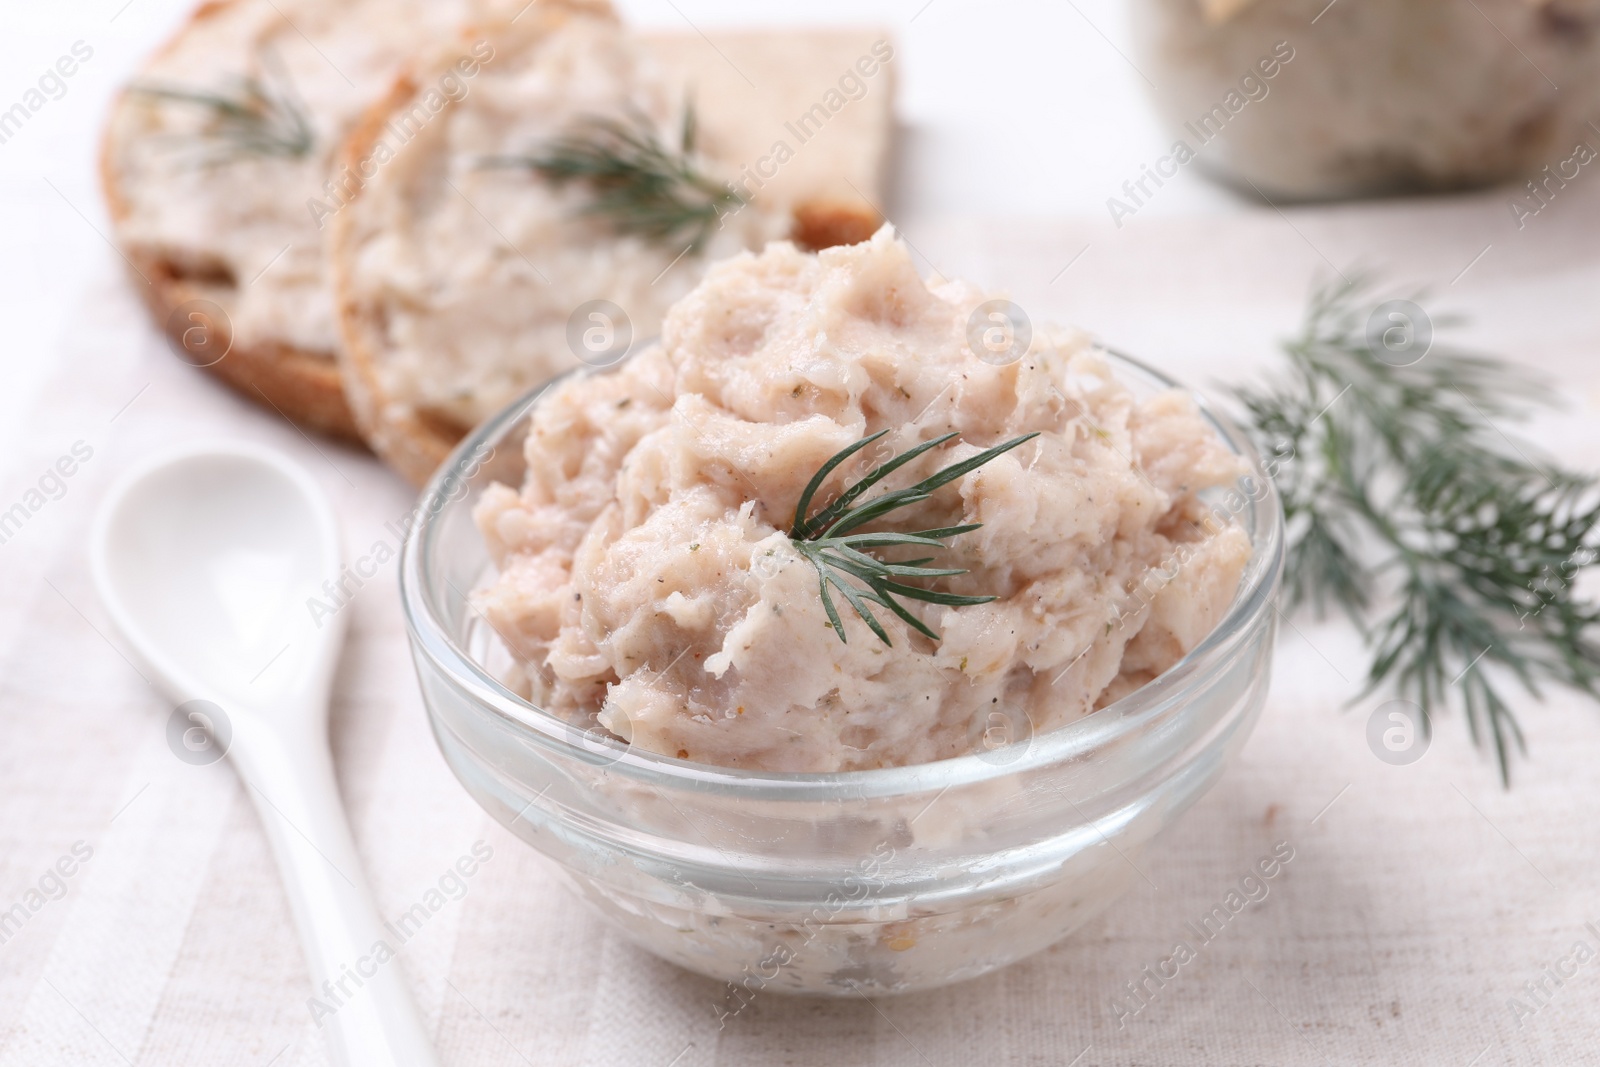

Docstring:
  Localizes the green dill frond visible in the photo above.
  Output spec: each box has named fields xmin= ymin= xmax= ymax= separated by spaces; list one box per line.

xmin=1237 ymin=273 xmax=1600 ymax=784
xmin=788 ymin=430 xmax=1038 ymax=646
xmin=481 ymin=102 xmax=743 ymax=252
xmin=128 ymin=55 xmax=314 ymax=166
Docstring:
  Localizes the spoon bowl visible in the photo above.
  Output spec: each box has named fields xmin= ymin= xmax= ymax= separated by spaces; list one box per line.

xmin=91 ymin=441 xmax=438 ymax=1067
xmin=93 ymin=445 xmax=342 ymax=715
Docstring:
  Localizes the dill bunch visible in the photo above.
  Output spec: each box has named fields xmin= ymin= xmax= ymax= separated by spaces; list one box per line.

xmin=484 ymin=103 xmax=742 ymax=252
xmin=790 ymin=430 xmax=1038 ymax=646
xmin=128 ymin=58 xmax=314 ymax=166
xmin=1236 ymin=275 xmax=1600 ymax=783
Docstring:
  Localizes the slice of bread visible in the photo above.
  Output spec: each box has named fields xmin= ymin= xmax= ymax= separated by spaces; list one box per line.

xmin=330 ymin=4 xmax=896 ymax=484
xmin=641 ymin=30 xmax=895 ymax=251
xmin=101 ymin=0 xmax=513 ymax=440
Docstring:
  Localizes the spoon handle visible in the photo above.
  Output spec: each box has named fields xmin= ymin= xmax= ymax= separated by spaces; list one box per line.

xmin=230 ymin=718 xmax=441 ymax=1067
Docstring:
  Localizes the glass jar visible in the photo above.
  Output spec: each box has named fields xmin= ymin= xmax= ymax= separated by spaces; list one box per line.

xmin=1132 ymin=0 xmax=1600 ymax=200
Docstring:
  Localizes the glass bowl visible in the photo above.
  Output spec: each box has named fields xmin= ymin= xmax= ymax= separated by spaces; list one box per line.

xmin=399 ymin=348 xmax=1285 ymax=997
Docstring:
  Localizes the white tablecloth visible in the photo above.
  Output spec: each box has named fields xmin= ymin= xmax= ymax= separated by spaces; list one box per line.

xmin=2 ymin=175 xmax=1598 ymax=1066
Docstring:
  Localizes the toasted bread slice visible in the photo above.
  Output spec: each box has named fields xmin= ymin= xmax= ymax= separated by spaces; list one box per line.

xmin=330 ymin=5 xmax=896 ymax=484
xmin=101 ymin=0 xmax=515 ymax=440
xmin=642 ymin=30 xmax=894 ymax=251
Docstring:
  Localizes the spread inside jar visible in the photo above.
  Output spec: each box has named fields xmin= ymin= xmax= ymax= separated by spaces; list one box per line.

xmin=473 ymin=227 xmax=1251 ymax=772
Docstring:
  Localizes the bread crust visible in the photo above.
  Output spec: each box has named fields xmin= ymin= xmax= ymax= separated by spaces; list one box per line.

xmin=333 ymin=1 xmax=626 ymax=486
xmin=792 ymin=200 xmax=884 ymax=252
xmin=329 ymin=73 xmax=464 ymax=484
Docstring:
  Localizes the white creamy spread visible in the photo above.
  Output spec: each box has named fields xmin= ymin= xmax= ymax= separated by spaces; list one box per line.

xmin=338 ymin=7 xmax=788 ymax=432
xmin=474 ymin=228 xmax=1251 ymax=772
xmin=107 ymin=0 xmax=509 ymax=354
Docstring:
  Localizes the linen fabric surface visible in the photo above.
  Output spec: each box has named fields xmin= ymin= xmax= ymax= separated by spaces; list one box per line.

xmin=1 ymin=186 xmax=1597 ymax=1066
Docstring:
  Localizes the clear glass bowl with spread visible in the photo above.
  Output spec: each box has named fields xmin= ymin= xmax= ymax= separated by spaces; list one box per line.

xmin=400 ymin=348 xmax=1285 ymax=996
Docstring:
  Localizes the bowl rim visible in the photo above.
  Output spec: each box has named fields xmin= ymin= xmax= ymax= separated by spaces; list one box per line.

xmin=400 ymin=344 xmax=1286 ymax=799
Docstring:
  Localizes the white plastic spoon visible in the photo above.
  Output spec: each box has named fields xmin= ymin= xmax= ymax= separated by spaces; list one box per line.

xmin=90 ymin=441 xmax=438 ymax=1067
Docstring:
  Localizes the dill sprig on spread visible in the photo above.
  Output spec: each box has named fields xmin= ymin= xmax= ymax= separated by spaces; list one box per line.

xmin=128 ymin=58 xmax=314 ymax=165
xmin=484 ymin=103 xmax=742 ymax=252
xmin=1236 ymin=276 xmax=1600 ymax=783
xmin=789 ymin=430 xmax=1039 ymax=646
